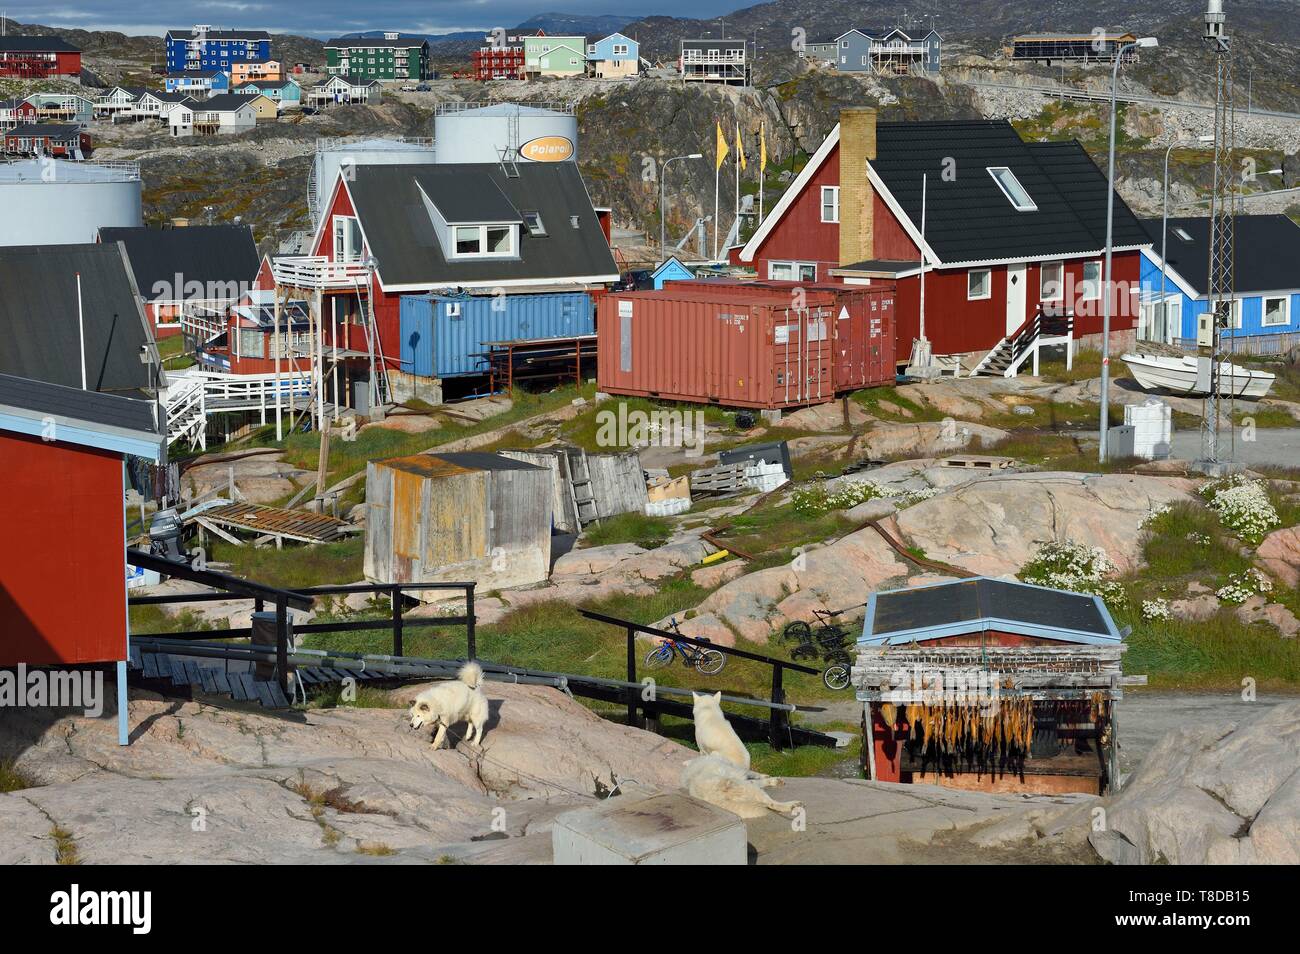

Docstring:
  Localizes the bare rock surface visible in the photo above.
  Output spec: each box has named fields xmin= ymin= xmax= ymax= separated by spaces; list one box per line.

xmin=854 ymin=421 xmax=1009 ymax=459
xmin=183 ymin=453 xmax=309 ymax=505
xmin=892 ymin=472 xmax=1196 ymax=576
xmin=1257 ymin=526 xmax=1300 ymax=589
xmin=1088 ymin=702 xmax=1300 ymax=865
xmin=0 ymin=683 xmax=688 ymax=865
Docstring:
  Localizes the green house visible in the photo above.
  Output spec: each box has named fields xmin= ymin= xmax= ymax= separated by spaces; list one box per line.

xmin=524 ymin=35 xmax=586 ymax=76
xmin=324 ymin=32 xmax=429 ymax=80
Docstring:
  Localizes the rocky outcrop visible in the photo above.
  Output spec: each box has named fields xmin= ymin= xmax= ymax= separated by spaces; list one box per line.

xmin=892 ymin=472 xmax=1196 ymax=576
xmin=1091 ymin=702 xmax=1300 ymax=865
xmin=1256 ymin=526 xmax=1300 ymax=589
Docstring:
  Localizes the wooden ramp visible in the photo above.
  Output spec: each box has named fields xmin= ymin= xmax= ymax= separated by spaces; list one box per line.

xmin=193 ymin=502 xmax=354 ymax=545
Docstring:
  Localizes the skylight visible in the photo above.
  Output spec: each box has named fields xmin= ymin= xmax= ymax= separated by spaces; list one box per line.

xmin=522 ymin=211 xmax=546 ymax=236
xmin=1173 ymin=227 xmax=1194 ymax=242
xmin=987 ymin=166 xmax=1037 ymax=212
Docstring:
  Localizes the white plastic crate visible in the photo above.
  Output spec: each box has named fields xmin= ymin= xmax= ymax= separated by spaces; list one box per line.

xmin=1124 ymin=399 xmax=1172 ymax=460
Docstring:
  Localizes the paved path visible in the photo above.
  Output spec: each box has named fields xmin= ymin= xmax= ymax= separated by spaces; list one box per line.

xmin=1168 ymin=427 xmax=1300 ymax=467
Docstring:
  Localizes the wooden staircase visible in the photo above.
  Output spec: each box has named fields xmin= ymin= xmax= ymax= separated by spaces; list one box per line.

xmin=970 ymin=309 xmax=1074 ymax=379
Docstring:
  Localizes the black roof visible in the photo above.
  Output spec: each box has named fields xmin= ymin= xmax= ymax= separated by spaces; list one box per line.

xmin=190 ymin=93 xmax=258 ymax=111
xmin=4 ymin=123 xmax=81 ymax=138
xmin=324 ymin=34 xmax=429 ymax=48
xmin=871 ymin=121 xmax=1150 ymax=264
xmin=433 ymin=451 xmax=545 ymax=472
xmin=682 ymin=39 xmax=746 ymax=51
xmin=0 ymin=372 xmax=160 ymax=436
xmin=342 ymin=162 xmax=618 ymax=288
xmin=0 ymin=244 xmax=158 ymax=397
xmin=0 ymin=35 xmax=80 ymax=53
xmin=867 ymin=577 xmax=1118 ymax=644
xmin=99 ymin=225 xmax=260 ymax=304
xmin=1140 ymin=214 xmax=1300 ymax=296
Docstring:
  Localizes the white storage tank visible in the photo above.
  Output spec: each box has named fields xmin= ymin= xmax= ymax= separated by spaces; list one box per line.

xmin=310 ymin=136 xmax=437 ymax=223
xmin=0 ymin=159 xmax=142 ymax=246
xmin=434 ymin=102 xmax=578 ymax=165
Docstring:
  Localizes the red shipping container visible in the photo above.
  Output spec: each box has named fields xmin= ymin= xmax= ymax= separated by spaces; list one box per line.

xmin=662 ymin=279 xmax=897 ymax=390
xmin=598 ymin=288 xmax=850 ymax=409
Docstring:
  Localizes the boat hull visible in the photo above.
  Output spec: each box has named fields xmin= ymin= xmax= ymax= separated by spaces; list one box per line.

xmin=1121 ymin=353 xmax=1274 ymax=399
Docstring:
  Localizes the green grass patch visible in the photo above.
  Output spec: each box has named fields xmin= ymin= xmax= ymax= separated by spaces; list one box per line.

xmin=578 ymin=512 xmax=674 ymax=550
xmin=1139 ymin=501 xmax=1251 ymax=582
xmin=206 ymin=536 xmax=364 ymax=591
xmin=711 ymin=503 xmax=856 ymax=561
xmin=851 ymin=386 xmax=945 ymax=422
xmin=1122 ymin=611 xmax=1300 ymax=690
xmin=0 ymin=760 xmax=36 ymax=793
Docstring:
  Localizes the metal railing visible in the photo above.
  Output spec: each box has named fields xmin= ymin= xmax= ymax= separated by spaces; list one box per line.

xmin=272 ymin=255 xmax=370 ymax=289
xmin=434 ymin=101 xmax=575 ymax=115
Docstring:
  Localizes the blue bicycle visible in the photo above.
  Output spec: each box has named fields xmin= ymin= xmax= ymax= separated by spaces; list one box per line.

xmin=644 ymin=618 xmax=727 ymax=675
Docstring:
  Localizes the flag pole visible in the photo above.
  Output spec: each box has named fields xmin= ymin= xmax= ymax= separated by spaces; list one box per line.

xmin=713 ymin=162 xmax=720 ymax=261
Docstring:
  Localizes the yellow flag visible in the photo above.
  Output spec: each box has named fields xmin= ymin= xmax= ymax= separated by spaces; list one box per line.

xmin=735 ymin=120 xmax=746 ymax=171
xmin=760 ymin=121 xmax=767 ymax=172
xmin=715 ymin=120 xmax=729 ymax=171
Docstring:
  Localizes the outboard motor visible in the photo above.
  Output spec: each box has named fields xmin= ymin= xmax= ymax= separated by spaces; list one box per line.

xmin=148 ymin=508 xmax=187 ymax=563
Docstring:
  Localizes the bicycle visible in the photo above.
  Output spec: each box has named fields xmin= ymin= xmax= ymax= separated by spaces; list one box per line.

xmin=643 ymin=618 xmax=727 ymax=676
xmin=780 ymin=605 xmax=864 ymax=691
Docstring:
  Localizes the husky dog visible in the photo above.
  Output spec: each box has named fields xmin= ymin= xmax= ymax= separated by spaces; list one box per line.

xmin=682 ymin=755 xmax=802 ymax=819
xmin=692 ymin=690 xmax=749 ymax=770
xmin=407 ymin=662 xmax=489 ymax=750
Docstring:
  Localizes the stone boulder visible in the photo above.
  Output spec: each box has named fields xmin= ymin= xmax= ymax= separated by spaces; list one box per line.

xmin=892 ymin=472 xmax=1196 ymax=576
xmin=854 ymin=421 xmax=1009 ymax=460
xmin=183 ymin=453 xmax=309 ymax=506
xmin=1256 ymin=526 xmax=1300 ymax=589
xmin=1095 ymin=702 xmax=1300 ymax=864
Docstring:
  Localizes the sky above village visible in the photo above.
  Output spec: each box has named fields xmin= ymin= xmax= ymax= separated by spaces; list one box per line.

xmin=3 ymin=1 xmax=746 ymax=37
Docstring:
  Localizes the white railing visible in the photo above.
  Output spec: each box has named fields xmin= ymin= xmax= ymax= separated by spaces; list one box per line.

xmin=163 ymin=369 xmax=314 ymax=449
xmin=272 ymin=255 xmax=370 ymax=289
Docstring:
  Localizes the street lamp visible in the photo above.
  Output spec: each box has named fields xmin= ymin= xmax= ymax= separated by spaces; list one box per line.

xmin=660 ymin=153 xmax=703 ymax=261
xmin=1099 ymin=36 xmax=1158 ymax=463
xmin=1159 ymin=134 xmax=1215 ymax=344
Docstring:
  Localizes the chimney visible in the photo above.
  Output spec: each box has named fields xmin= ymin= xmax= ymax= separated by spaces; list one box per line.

xmin=838 ymin=107 xmax=877 ymax=267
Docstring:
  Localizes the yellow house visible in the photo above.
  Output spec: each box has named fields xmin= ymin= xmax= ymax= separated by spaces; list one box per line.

xmin=230 ymin=59 xmax=284 ymax=85
xmin=242 ymin=93 xmax=279 ymax=119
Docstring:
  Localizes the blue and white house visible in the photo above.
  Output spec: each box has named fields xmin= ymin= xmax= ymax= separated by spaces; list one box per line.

xmin=164 ymin=70 xmax=230 ymax=98
xmin=231 ymin=78 xmax=301 ymax=108
xmin=587 ymin=32 xmax=640 ymax=78
xmin=166 ymin=26 xmax=271 ymax=72
xmin=1139 ymin=215 xmax=1300 ymax=351
xmin=805 ymin=28 xmax=942 ymax=74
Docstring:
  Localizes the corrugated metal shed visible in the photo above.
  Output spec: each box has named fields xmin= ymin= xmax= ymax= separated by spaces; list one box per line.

xmin=364 ymin=451 xmax=552 ymax=596
xmin=400 ymin=291 xmax=593 ymax=378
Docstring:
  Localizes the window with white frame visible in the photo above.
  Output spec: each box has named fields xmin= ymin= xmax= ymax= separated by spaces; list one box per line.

xmin=1263 ymin=296 xmax=1291 ymax=327
xmin=1080 ymin=261 xmax=1101 ymax=300
xmin=768 ymin=261 xmax=817 ymax=282
xmin=1040 ymin=261 xmax=1064 ymax=300
xmin=452 ymin=224 xmax=516 ymax=258
xmin=967 ymin=268 xmax=991 ymax=300
xmin=987 ymin=166 xmax=1037 ymax=212
xmin=820 ymin=186 xmax=839 ymax=223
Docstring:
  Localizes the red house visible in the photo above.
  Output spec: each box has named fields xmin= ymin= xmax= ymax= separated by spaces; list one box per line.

xmin=0 ymin=35 xmax=82 ymax=79
xmin=738 ymin=110 xmax=1151 ymax=369
xmin=0 ymin=97 xmax=38 ymax=129
xmin=3 ymin=122 xmax=91 ymax=158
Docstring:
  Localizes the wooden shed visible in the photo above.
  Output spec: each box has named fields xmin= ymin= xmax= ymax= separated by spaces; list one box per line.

xmin=501 ymin=446 xmax=648 ymax=533
xmin=853 ymin=577 xmax=1145 ymax=795
xmin=364 ymin=452 xmax=552 ymax=596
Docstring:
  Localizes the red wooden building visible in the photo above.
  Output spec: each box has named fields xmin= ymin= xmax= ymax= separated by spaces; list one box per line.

xmin=471 ymin=45 xmax=526 ymax=80
xmin=854 ymin=577 xmax=1141 ymax=795
xmin=3 ymin=122 xmax=91 ymax=158
xmin=737 ymin=110 xmax=1151 ymax=367
xmin=0 ymin=35 xmax=82 ymax=79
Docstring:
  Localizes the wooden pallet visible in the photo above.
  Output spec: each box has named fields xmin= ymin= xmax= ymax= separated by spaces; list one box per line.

xmin=688 ymin=462 xmax=750 ymax=495
xmin=194 ymin=502 xmax=354 ymax=545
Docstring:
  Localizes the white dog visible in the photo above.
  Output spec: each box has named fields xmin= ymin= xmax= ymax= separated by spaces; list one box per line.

xmin=682 ymin=755 xmax=802 ymax=819
xmin=692 ymin=690 xmax=750 ymax=770
xmin=407 ymin=662 xmax=489 ymax=750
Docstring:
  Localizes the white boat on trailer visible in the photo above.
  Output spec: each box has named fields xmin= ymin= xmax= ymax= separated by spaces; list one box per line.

xmin=1121 ymin=352 xmax=1275 ymax=400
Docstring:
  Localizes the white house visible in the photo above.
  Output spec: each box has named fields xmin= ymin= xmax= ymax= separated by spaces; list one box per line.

xmin=133 ymin=91 xmax=194 ymax=123
xmin=304 ymin=74 xmax=382 ymax=108
xmin=169 ymin=93 xmax=257 ymax=137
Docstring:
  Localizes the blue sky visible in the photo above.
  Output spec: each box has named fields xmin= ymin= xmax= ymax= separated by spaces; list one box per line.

xmin=1 ymin=2 xmax=745 ymax=38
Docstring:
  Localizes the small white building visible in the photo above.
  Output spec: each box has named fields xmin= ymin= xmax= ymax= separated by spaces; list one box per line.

xmin=169 ymin=93 xmax=257 ymax=137
xmin=305 ymin=74 xmax=382 ymax=108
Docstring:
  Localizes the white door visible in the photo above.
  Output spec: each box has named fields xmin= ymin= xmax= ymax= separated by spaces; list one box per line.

xmin=1006 ymin=263 xmax=1027 ymax=336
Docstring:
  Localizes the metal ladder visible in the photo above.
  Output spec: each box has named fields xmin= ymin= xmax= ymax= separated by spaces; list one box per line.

xmin=352 ymin=275 xmax=391 ymax=408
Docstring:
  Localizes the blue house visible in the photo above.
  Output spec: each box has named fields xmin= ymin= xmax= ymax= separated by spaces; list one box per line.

xmin=164 ymin=70 xmax=230 ymax=98
xmin=587 ymin=32 xmax=640 ymax=78
xmin=1139 ymin=215 xmax=1300 ymax=351
xmin=165 ymin=27 xmax=271 ymax=73
xmin=651 ymin=256 xmax=694 ymax=289
xmin=805 ymin=28 xmax=941 ymax=74
xmin=232 ymin=78 xmax=301 ymax=107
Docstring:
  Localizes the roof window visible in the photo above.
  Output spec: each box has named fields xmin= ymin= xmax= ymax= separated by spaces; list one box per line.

xmin=987 ymin=166 xmax=1037 ymax=212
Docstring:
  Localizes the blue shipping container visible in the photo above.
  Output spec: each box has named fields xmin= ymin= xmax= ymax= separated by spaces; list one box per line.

xmin=399 ymin=291 xmax=594 ymax=379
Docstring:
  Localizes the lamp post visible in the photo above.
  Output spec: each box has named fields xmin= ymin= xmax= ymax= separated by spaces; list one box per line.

xmin=1160 ymin=135 xmax=1215 ymax=344
xmin=659 ymin=153 xmax=703 ymax=261
xmin=1100 ymin=36 xmax=1158 ymax=463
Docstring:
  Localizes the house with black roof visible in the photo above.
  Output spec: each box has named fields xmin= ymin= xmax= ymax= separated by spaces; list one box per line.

xmin=680 ymin=39 xmax=750 ymax=84
xmin=277 ymin=159 xmax=618 ymax=404
xmin=0 ymin=35 xmax=82 ymax=79
xmin=739 ymin=108 xmax=1151 ymax=365
xmin=100 ymin=223 xmax=260 ymax=340
xmin=0 ymin=242 xmax=160 ymax=398
xmin=2 ymin=122 xmax=91 ymax=159
xmin=1139 ymin=214 xmax=1300 ymax=351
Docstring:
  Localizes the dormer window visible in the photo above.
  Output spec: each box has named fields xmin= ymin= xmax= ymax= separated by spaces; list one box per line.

xmin=452 ymin=224 xmax=516 ymax=258
xmin=987 ymin=166 xmax=1037 ymax=212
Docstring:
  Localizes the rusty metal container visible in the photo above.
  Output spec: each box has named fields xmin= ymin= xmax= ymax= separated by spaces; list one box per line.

xmin=662 ymin=279 xmax=898 ymax=391
xmin=597 ymin=287 xmax=841 ymax=409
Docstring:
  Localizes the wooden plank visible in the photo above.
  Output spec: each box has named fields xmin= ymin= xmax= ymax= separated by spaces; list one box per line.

xmin=253 ymin=681 xmax=276 ymax=708
xmin=266 ymin=682 xmax=291 ymax=708
xmin=230 ymin=673 xmax=253 ymax=701
xmin=142 ymin=652 xmax=160 ymax=679
xmin=199 ymin=667 xmax=221 ymax=694
xmin=211 ymin=670 xmax=232 ymax=695
xmin=169 ymin=658 xmax=189 ymax=686
xmin=129 ymin=645 xmax=142 ymax=669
